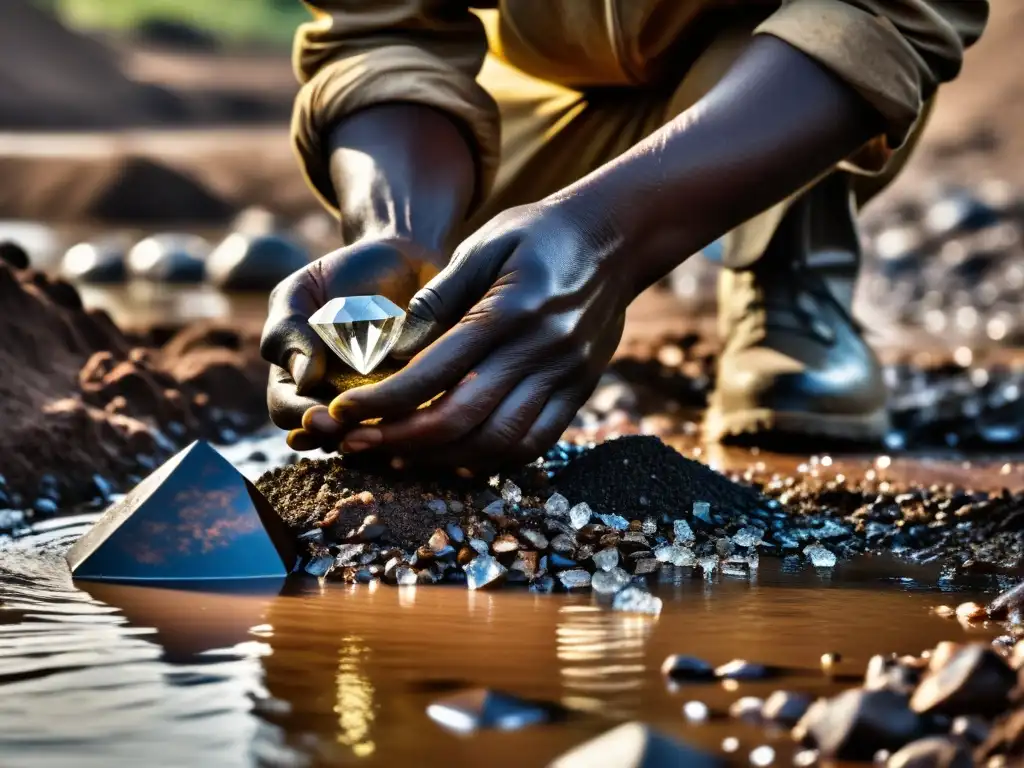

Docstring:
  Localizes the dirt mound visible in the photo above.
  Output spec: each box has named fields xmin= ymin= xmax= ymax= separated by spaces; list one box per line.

xmin=0 ymin=247 xmax=267 ymax=506
xmin=0 ymin=1 xmax=161 ymax=129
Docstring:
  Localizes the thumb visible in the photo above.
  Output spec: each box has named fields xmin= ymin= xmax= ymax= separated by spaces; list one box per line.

xmin=391 ymin=239 xmax=507 ymax=360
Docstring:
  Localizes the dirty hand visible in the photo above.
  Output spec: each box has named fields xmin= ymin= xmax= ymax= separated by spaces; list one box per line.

xmin=259 ymin=238 xmax=444 ymax=448
xmin=325 ymin=199 xmax=633 ymax=469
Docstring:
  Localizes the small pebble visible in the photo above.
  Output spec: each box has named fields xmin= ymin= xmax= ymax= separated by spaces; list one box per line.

xmin=682 ymin=701 xmax=709 ymax=722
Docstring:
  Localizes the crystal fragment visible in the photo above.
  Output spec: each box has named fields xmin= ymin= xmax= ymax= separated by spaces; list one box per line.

xmin=308 ymin=295 xmax=406 ymax=375
xmin=469 ymin=538 xmax=490 ymax=555
xmin=463 ymin=555 xmax=506 ymax=590
xmin=305 ymin=555 xmax=334 ymax=577
xmin=593 ymin=547 xmax=619 ymax=572
xmin=804 ymin=544 xmax=838 ymax=568
xmin=501 ymin=480 xmax=522 ymax=505
xmin=482 ymin=500 xmax=505 ymax=517
xmin=698 ymin=555 xmax=718 ymax=579
xmin=693 ymin=501 xmax=712 ymax=524
xmin=673 ymin=519 xmax=695 ymax=544
xmin=520 ymin=529 xmax=549 ymax=550
xmin=655 ymin=544 xmax=696 ymax=567
xmin=558 ymin=568 xmax=592 ymax=590
xmin=612 ymin=587 xmax=663 ymax=616
xmin=733 ymin=526 xmax=764 ymax=548
xmin=598 ymin=513 xmax=629 ymax=530
xmin=545 ymin=492 xmax=570 ymax=517
xmin=591 ymin=567 xmax=630 ymax=595
xmin=569 ymin=502 xmax=592 ymax=529
xmin=550 ymin=534 xmax=575 ymax=553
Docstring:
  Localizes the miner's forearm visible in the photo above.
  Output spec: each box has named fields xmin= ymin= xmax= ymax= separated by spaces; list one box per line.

xmin=552 ymin=35 xmax=884 ymax=293
xmin=327 ymin=104 xmax=477 ymax=260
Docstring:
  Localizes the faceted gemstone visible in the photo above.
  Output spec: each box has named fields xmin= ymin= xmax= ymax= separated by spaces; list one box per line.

xmin=426 ymin=688 xmax=556 ymax=733
xmin=308 ymin=295 xmax=406 ymax=375
xmin=549 ymin=722 xmax=720 ymax=768
xmin=66 ymin=441 xmax=296 ymax=583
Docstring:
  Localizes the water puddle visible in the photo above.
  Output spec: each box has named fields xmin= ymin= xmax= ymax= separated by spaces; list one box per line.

xmin=0 ymin=512 xmax=999 ymax=767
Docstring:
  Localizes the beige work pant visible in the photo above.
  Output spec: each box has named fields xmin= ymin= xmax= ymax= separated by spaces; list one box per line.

xmin=470 ymin=11 xmax=928 ymax=268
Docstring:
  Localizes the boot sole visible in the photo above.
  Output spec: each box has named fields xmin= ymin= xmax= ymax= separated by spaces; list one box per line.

xmin=704 ymin=407 xmax=889 ymax=446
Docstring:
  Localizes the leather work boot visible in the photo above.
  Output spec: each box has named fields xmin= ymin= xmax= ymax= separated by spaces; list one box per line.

xmin=704 ymin=174 xmax=889 ymax=445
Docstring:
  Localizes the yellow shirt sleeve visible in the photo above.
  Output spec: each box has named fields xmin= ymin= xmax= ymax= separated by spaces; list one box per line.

xmin=755 ymin=0 xmax=988 ymax=165
xmin=291 ymin=0 xmax=500 ymax=216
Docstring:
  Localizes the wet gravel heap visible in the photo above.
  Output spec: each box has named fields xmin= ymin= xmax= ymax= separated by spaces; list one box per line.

xmin=257 ymin=436 xmax=866 ymax=600
xmin=256 ymin=434 xmax=1024 ymax=598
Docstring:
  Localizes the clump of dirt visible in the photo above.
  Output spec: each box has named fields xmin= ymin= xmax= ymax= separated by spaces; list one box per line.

xmin=554 ymin=435 xmax=767 ymax=518
xmin=0 ymin=253 xmax=267 ymax=505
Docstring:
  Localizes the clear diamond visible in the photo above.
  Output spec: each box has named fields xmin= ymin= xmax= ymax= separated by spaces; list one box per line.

xmin=308 ymin=295 xmax=406 ymax=375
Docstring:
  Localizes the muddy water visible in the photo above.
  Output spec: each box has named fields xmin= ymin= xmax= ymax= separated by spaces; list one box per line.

xmin=0 ymin=508 xmax=1003 ymax=768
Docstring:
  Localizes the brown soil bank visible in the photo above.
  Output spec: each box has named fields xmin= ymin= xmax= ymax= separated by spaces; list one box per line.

xmin=0 ymin=246 xmax=268 ymax=506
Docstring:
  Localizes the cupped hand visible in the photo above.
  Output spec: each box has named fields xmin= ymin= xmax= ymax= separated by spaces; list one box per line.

xmin=325 ymin=199 xmax=634 ymax=470
xmin=259 ymin=238 xmax=444 ymax=450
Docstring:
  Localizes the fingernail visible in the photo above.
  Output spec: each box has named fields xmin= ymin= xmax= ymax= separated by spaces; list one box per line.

xmin=287 ymin=428 xmax=320 ymax=452
xmin=342 ymin=428 xmax=382 ymax=453
xmin=303 ymin=406 xmax=340 ymax=434
xmin=290 ymin=353 xmax=312 ymax=391
xmin=328 ymin=397 xmax=353 ymax=421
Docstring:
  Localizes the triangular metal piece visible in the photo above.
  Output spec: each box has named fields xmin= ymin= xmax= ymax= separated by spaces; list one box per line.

xmin=66 ymin=441 xmax=297 ymax=583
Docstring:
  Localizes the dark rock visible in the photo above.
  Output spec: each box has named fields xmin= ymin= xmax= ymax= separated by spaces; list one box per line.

xmin=424 ymin=498 xmax=447 ymax=516
xmin=548 ymin=722 xmax=721 ymax=768
xmin=660 ymin=654 xmax=715 ymax=681
xmin=792 ymin=689 xmax=925 ymax=761
xmin=33 ymin=497 xmax=58 ymax=515
xmin=987 ymin=580 xmax=1024 ymax=621
xmin=65 ymin=440 xmax=296 ymax=582
xmin=976 ymin=709 xmax=1024 ymax=763
xmin=729 ymin=696 xmax=764 ymax=721
xmin=910 ymin=644 xmax=1015 ymax=718
xmin=126 ymin=234 xmax=208 ymax=283
xmin=0 ymin=241 xmax=29 ymax=269
xmin=426 ymin=688 xmax=557 ymax=733
xmin=61 ymin=240 xmax=127 ymax=283
xmin=866 ymin=654 xmax=922 ymax=695
xmin=886 ymin=736 xmax=972 ymax=768
xmin=715 ymin=659 xmax=774 ymax=680
xmin=762 ymin=690 xmax=812 ymax=726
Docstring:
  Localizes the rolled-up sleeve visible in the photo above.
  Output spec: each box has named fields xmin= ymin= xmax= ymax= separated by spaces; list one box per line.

xmin=755 ymin=1 xmax=988 ymax=164
xmin=292 ymin=0 xmax=500 ymax=215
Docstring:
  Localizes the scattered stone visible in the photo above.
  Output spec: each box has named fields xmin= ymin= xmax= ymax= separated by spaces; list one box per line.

xmin=661 ymin=655 xmax=715 ymax=681
xmin=886 ymin=736 xmax=972 ymax=768
xmin=206 ymin=232 xmax=308 ymax=291
xmin=569 ymin=502 xmax=592 ymax=530
xmin=673 ymin=518 xmax=695 ymax=544
xmin=501 ymin=480 xmax=522 ymax=505
xmin=693 ymin=501 xmax=713 ymax=524
xmin=545 ymin=493 xmax=570 ymax=517
xmin=792 ymin=689 xmax=925 ymax=761
xmin=593 ymin=547 xmax=619 ymax=572
xmin=698 ymin=555 xmax=718 ymax=579
xmin=821 ymin=652 xmax=843 ymax=670
xmin=61 ymin=239 xmax=127 ymax=283
xmin=492 ymin=534 xmax=520 ymax=554
xmin=804 ymin=544 xmax=837 ymax=568
xmin=548 ymin=722 xmax=721 ymax=768
xmin=910 ymin=644 xmax=1015 ymax=718
xmin=597 ymin=513 xmax=629 ymax=531
xmin=949 ymin=716 xmax=990 ymax=745
xmin=520 ymin=529 xmax=549 ymax=550
xmin=463 ymin=555 xmax=506 ymax=591
xmin=591 ymin=568 xmax=630 ymax=595
xmin=426 ymin=688 xmax=555 ymax=733
xmin=428 ymin=529 xmax=450 ymax=553
xmin=729 ymin=696 xmax=765 ymax=721
xmin=762 ymin=691 xmax=812 ymax=726
xmin=126 ymin=233 xmax=208 ymax=282
xmin=733 ymin=526 xmax=764 ymax=548
xmin=425 ymin=499 xmax=447 ymax=515
xmin=976 ymin=709 xmax=1024 ymax=764
xmin=716 ymin=660 xmax=773 ymax=681
xmin=986 ymin=581 xmax=1024 ymax=621
xmin=865 ymin=655 xmax=921 ymax=695
xmin=558 ymin=569 xmax=591 ymax=591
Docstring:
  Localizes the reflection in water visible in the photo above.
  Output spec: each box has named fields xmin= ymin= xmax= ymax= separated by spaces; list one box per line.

xmin=335 ymin=636 xmax=376 ymax=758
xmin=557 ymin=605 xmax=655 ymax=718
xmin=0 ymin=521 xmax=1005 ymax=768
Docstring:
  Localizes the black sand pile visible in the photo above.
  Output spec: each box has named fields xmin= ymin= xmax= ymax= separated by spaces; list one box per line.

xmin=554 ymin=436 xmax=767 ymax=518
